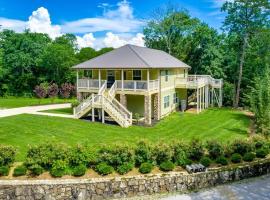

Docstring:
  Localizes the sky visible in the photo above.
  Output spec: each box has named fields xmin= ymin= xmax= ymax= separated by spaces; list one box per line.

xmin=0 ymin=0 xmax=228 ymax=49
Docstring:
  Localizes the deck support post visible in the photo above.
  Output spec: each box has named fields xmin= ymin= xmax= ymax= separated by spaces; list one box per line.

xmin=196 ymin=88 xmax=199 ymax=114
xmin=144 ymin=95 xmax=152 ymax=125
xmin=102 ymin=108 xmax=105 ymax=123
xmin=219 ymin=87 xmax=222 ymax=108
xmin=211 ymin=87 xmax=214 ymax=107
xmin=98 ymin=69 xmax=101 ymax=88
xmin=203 ymin=86 xmax=205 ymax=110
xmin=92 ymin=108 xmax=95 ymax=122
xmin=199 ymin=87 xmax=202 ymax=112
xmin=120 ymin=94 xmax=127 ymax=108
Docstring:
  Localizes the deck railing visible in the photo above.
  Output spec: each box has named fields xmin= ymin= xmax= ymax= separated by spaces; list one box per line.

xmin=78 ymin=79 xmax=159 ymax=92
xmin=175 ymin=75 xmax=222 ymax=88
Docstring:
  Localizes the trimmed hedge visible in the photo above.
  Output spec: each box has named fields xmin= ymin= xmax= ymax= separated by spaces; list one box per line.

xmin=0 ymin=137 xmax=268 ymax=177
xmin=159 ymin=161 xmax=175 ymax=172
xmin=231 ymin=153 xmax=242 ymax=163
xmin=139 ymin=162 xmax=153 ymax=174
xmin=95 ymin=163 xmax=113 ymax=175
xmin=13 ymin=165 xmax=27 ymax=176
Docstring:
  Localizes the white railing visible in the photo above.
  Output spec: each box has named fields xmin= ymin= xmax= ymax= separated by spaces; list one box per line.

xmin=78 ymin=79 xmax=106 ymax=90
xmin=115 ymin=80 xmax=159 ymax=91
xmin=175 ymin=75 xmax=222 ymax=88
xmin=108 ymin=82 xmax=117 ymax=98
xmin=98 ymin=81 xmax=107 ymax=95
xmin=74 ymin=95 xmax=93 ymax=116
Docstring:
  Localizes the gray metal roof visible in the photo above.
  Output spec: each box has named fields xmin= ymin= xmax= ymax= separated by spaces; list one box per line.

xmin=73 ymin=44 xmax=191 ymax=69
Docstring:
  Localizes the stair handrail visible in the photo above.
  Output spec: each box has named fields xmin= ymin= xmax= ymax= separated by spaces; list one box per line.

xmin=108 ymin=81 xmax=117 ymax=98
xmin=74 ymin=95 xmax=93 ymax=115
xmin=98 ymin=81 xmax=107 ymax=95
xmin=102 ymin=95 xmax=132 ymax=125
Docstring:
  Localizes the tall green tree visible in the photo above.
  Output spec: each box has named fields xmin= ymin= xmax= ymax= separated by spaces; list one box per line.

xmin=41 ymin=34 xmax=78 ymax=85
xmin=0 ymin=30 xmax=51 ymax=94
xmin=76 ymin=47 xmax=97 ymax=62
xmin=222 ymin=0 xmax=270 ymax=108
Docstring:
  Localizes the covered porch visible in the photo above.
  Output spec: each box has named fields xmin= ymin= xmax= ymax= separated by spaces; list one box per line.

xmin=76 ymin=69 xmax=159 ymax=94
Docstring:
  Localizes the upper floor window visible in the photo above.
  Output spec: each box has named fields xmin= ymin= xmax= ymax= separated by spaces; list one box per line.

xmin=84 ymin=70 xmax=92 ymax=78
xmin=133 ymin=70 xmax=141 ymax=80
xmin=165 ymin=70 xmax=169 ymax=82
xmin=164 ymin=95 xmax=170 ymax=108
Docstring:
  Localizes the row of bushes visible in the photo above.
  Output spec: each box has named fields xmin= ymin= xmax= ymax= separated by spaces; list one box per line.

xmin=0 ymin=136 xmax=269 ymax=177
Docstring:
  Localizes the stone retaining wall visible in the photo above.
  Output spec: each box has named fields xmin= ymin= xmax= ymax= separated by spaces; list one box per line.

xmin=0 ymin=159 xmax=270 ymax=200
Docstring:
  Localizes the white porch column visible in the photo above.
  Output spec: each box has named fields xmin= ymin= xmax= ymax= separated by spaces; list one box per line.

xmin=147 ymin=69 xmax=150 ymax=91
xmin=121 ymin=69 xmax=124 ymax=91
xmin=76 ymin=71 xmax=79 ymax=91
xmin=98 ymin=69 xmax=101 ymax=88
xmin=102 ymin=108 xmax=105 ymax=123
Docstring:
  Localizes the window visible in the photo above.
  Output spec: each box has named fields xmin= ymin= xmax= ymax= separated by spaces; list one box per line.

xmin=84 ymin=70 xmax=92 ymax=78
xmin=165 ymin=70 xmax=169 ymax=82
xmin=173 ymin=93 xmax=179 ymax=104
xmin=133 ymin=70 xmax=141 ymax=80
xmin=164 ymin=95 xmax=170 ymax=108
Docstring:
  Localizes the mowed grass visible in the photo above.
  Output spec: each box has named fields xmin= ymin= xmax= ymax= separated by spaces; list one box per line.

xmin=0 ymin=97 xmax=74 ymax=108
xmin=39 ymin=107 xmax=73 ymax=115
xmin=0 ymin=108 xmax=250 ymax=161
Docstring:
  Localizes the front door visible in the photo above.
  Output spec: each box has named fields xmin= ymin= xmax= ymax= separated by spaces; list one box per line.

xmin=107 ymin=70 xmax=115 ymax=88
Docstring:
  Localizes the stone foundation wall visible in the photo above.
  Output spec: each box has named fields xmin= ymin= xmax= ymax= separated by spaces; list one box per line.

xmin=1 ymin=159 xmax=270 ymax=200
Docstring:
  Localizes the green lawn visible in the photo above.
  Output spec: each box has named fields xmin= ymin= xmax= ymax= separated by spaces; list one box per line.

xmin=0 ymin=97 xmax=75 ymax=108
xmin=0 ymin=108 xmax=250 ymax=160
xmin=39 ymin=107 xmax=73 ymax=115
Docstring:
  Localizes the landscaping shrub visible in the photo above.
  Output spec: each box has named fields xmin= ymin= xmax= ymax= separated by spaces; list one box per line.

xmin=50 ymin=160 xmax=68 ymax=177
xmin=72 ymin=165 xmax=87 ymax=177
xmin=206 ymin=140 xmax=224 ymax=159
xmin=152 ymin=143 xmax=173 ymax=165
xmin=224 ymin=144 xmax=233 ymax=158
xmin=256 ymin=148 xmax=268 ymax=158
xmin=243 ymin=152 xmax=255 ymax=162
xmin=159 ymin=161 xmax=175 ymax=172
xmin=71 ymin=100 xmax=80 ymax=108
xmin=13 ymin=165 xmax=27 ymax=177
xmin=0 ymin=145 xmax=16 ymax=166
xmin=231 ymin=140 xmax=253 ymax=156
xmin=216 ymin=156 xmax=228 ymax=165
xmin=26 ymin=143 xmax=70 ymax=170
xmin=134 ymin=141 xmax=153 ymax=166
xmin=171 ymin=142 xmax=191 ymax=167
xmin=200 ymin=156 xmax=211 ymax=167
xmin=69 ymin=145 xmax=97 ymax=167
xmin=255 ymin=141 xmax=264 ymax=149
xmin=188 ymin=139 xmax=204 ymax=161
xmin=231 ymin=153 xmax=242 ymax=163
xmin=95 ymin=162 xmax=113 ymax=175
xmin=139 ymin=163 xmax=153 ymax=174
xmin=0 ymin=166 xmax=9 ymax=176
xmin=29 ymin=164 xmax=44 ymax=176
xmin=116 ymin=162 xmax=134 ymax=175
xmin=97 ymin=145 xmax=134 ymax=169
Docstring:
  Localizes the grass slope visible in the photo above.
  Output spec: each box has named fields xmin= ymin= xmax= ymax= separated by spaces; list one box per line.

xmin=0 ymin=108 xmax=250 ymax=160
xmin=0 ymin=97 xmax=74 ymax=109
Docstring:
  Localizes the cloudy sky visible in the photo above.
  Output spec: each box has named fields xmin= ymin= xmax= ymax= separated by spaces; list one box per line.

xmin=0 ymin=0 xmax=228 ymax=49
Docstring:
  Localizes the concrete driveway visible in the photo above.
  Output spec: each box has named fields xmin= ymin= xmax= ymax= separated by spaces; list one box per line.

xmin=0 ymin=103 xmax=74 ymax=118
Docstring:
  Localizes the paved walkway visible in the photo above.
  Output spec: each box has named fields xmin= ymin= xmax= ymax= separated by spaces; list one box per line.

xmin=161 ymin=175 xmax=270 ymax=200
xmin=0 ymin=103 xmax=74 ymax=118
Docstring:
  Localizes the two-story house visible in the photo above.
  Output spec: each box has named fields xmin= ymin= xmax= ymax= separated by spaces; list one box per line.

xmin=73 ymin=44 xmax=222 ymax=127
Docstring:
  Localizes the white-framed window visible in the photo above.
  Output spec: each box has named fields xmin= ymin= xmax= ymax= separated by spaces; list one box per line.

xmin=173 ymin=93 xmax=179 ymax=104
xmin=133 ymin=70 xmax=141 ymax=80
xmin=84 ymin=70 xmax=92 ymax=78
xmin=164 ymin=95 xmax=170 ymax=108
xmin=165 ymin=70 xmax=169 ymax=82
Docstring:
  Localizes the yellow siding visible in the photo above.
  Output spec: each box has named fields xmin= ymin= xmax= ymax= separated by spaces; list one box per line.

xmin=126 ymin=95 xmax=144 ymax=116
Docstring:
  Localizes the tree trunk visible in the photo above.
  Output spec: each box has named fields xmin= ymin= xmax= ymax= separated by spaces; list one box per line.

xmin=234 ymin=34 xmax=248 ymax=108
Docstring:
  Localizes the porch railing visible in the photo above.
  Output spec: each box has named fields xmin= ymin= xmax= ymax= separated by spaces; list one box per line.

xmin=78 ymin=79 xmax=159 ymax=92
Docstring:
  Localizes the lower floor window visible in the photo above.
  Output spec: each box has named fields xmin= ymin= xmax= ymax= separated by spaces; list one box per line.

xmin=164 ymin=95 xmax=170 ymax=108
xmin=173 ymin=93 xmax=179 ymax=104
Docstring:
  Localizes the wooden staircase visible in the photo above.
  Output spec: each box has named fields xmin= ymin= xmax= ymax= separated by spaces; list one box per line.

xmin=74 ymin=81 xmax=132 ymax=127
